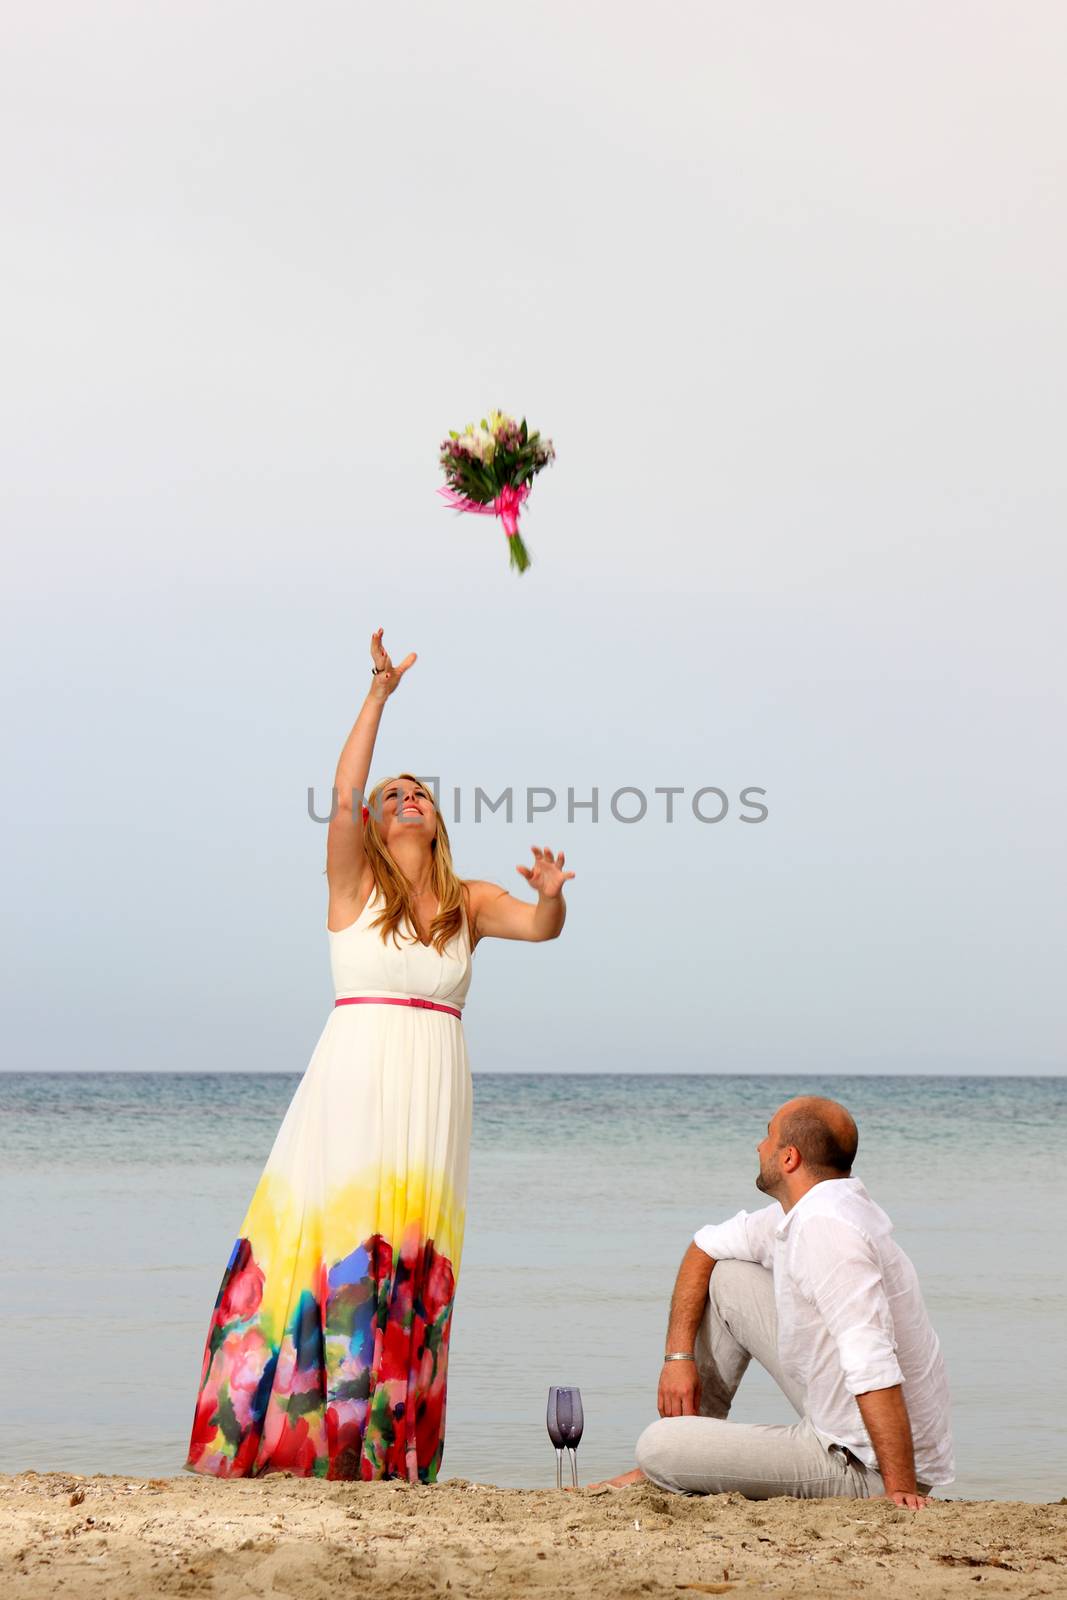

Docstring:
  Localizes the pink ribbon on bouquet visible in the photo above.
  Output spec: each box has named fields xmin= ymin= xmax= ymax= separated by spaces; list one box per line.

xmin=437 ymin=481 xmax=530 ymax=538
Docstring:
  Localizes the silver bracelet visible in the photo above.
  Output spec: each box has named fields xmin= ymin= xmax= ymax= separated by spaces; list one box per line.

xmin=664 ymin=1352 xmax=696 ymax=1362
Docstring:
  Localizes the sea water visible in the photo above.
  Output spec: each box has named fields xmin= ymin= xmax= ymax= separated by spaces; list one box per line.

xmin=0 ymin=1072 xmax=1063 ymax=1500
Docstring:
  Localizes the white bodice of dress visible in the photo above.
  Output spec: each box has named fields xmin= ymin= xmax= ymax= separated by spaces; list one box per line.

xmin=328 ymin=887 xmax=473 ymax=1011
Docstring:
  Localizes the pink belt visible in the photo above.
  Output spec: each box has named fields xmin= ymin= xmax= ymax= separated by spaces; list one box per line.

xmin=334 ymin=994 xmax=463 ymax=1021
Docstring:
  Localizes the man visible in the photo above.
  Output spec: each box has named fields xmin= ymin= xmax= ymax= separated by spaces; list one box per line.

xmin=601 ymin=1096 xmax=953 ymax=1507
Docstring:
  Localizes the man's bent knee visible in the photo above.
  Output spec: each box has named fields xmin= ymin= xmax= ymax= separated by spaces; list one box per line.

xmin=708 ymin=1257 xmax=773 ymax=1319
xmin=635 ymin=1418 xmax=685 ymax=1493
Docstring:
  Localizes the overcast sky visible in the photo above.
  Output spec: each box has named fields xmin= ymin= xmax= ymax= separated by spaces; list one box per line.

xmin=3 ymin=2 xmax=1064 ymax=1074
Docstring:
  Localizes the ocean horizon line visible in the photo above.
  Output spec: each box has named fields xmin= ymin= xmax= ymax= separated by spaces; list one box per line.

xmin=2 ymin=1067 xmax=1063 ymax=1080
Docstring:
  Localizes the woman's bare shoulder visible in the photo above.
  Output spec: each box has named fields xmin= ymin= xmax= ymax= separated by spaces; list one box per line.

xmin=460 ymin=879 xmax=510 ymax=912
xmin=459 ymin=879 xmax=512 ymax=948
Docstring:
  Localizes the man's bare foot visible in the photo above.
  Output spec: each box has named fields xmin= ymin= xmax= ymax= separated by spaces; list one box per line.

xmin=582 ymin=1468 xmax=647 ymax=1491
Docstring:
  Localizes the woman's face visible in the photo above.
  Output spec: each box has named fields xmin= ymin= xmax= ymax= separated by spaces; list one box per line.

xmin=377 ymin=777 xmax=438 ymax=847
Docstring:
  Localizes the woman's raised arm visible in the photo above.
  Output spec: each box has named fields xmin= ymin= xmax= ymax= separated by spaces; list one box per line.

xmin=326 ymin=629 xmax=416 ymax=898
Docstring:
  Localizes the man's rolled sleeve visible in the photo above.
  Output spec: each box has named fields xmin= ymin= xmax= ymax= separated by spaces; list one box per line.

xmin=792 ymin=1215 xmax=904 ymax=1394
xmin=693 ymin=1204 xmax=780 ymax=1269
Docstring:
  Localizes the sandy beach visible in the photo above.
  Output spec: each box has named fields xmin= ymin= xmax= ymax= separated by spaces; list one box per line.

xmin=2 ymin=1471 xmax=1064 ymax=1600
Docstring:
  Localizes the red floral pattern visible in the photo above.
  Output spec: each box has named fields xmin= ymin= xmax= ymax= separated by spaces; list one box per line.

xmin=184 ymin=1226 xmax=457 ymax=1482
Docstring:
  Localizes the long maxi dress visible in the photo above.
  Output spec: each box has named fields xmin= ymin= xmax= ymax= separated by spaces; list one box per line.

xmin=183 ymin=887 xmax=474 ymax=1481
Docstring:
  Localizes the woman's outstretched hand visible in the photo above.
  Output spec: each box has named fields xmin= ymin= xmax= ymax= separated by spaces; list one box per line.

xmin=369 ymin=627 xmax=416 ymax=702
xmin=517 ymin=846 xmax=576 ymax=899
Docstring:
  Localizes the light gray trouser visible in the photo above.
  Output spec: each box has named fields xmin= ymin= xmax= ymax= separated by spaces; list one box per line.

xmin=635 ymin=1260 xmax=905 ymax=1499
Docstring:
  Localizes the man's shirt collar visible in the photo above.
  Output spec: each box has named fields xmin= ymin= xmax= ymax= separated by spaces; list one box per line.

xmin=773 ymin=1175 xmax=866 ymax=1238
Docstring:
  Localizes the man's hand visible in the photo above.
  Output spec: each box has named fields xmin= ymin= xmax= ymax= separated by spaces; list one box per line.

xmin=658 ymin=1359 xmax=701 ymax=1418
xmin=855 ymin=1384 xmax=927 ymax=1510
xmin=657 ymin=1242 xmax=714 ymax=1417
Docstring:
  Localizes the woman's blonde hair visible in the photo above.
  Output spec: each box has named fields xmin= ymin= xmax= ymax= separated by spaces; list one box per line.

xmin=360 ymin=772 xmax=468 ymax=954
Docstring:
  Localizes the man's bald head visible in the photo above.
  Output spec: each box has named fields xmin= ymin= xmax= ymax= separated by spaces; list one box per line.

xmin=774 ymin=1096 xmax=858 ymax=1178
xmin=755 ymin=1096 xmax=859 ymax=1204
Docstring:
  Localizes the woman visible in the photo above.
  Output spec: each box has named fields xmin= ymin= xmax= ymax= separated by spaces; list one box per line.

xmin=183 ymin=628 xmax=574 ymax=1482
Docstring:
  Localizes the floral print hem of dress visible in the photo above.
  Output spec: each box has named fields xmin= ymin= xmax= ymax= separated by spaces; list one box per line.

xmin=183 ymin=888 xmax=473 ymax=1482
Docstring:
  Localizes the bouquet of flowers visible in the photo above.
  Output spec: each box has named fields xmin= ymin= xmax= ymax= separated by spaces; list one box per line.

xmin=438 ymin=409 xmax=555 ymax=574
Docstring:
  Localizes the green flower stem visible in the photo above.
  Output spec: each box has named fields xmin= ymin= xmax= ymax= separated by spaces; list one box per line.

xmin=508 ymin=533 xmax=531 ymax=574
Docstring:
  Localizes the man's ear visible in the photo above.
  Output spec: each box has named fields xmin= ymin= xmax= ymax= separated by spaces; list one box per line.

xmin=781 ymin=1144 xmax=802 ymax=1174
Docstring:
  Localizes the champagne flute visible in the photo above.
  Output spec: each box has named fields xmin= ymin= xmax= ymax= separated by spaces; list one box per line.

xmin=547 ymin=1386 xmax=585 ymax=1488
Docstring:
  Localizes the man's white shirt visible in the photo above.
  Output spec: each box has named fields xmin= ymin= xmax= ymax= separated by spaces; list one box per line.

xmin=693 ymin=1176 xmax=954 ymax=1486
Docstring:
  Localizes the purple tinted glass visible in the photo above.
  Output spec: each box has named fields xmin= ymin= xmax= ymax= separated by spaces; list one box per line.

xmin=547 ymin=1386 xmax=584 ymax=1448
